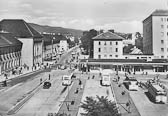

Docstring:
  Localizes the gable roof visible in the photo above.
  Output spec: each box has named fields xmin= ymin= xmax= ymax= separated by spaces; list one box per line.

xmin=92 ymin=31 xmax=124 ymax=40
xmin=0 ymin=19 xmax=42 ymax=38
xmin=0 ymin=31 xmax=22 ymax=47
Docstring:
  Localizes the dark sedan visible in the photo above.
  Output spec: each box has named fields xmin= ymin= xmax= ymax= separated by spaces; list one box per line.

xmin=43 ymin=81 xmax=51 ymax=89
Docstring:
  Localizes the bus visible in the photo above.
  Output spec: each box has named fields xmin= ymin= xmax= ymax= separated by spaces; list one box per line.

xmin=62 ymin=73 xmax=73 ymax=86
xmin=123 ymin=76 xmax=138 ymax=91
xmin=101 ymin=70 xmax=111 ymax=86
xmin=147 ymin=82 xmax=167 ymax=103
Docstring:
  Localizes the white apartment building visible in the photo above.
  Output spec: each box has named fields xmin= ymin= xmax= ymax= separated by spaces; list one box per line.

xmin=143 ymin=9 xmax=168 ymax=59
xmin=60 ymin=39 xmax=68 ymax=52
xmin=93 ymin=31 xmax=124 ymax=59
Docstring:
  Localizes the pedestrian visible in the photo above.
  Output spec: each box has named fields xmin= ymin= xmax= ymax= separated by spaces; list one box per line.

xmin=118 ymin=76 xmax=120 ymax=82
xmin=79 ymin=79 xmax=82 ymax=85
xmin=92 ymin=75 xmax=95 ymax=79
xmin=49 ymin=74 xmax=51 ymax=80
xmin=40 ymin=78 xmax=42 ymax=84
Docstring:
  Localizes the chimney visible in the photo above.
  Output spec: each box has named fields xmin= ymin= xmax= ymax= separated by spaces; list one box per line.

xmin=108 ymin=29 xmax=114 ymax=33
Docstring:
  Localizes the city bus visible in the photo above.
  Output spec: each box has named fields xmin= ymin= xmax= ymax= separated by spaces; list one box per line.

xmin=123 ymin=76 xmax=138 ymax=91
xmin=147 ymin=82 xmax=167 ymax=103
xmin=62 ymin=73 xmax=73 ymax=86
xmin=101 ymin=70 xmax=111 ymax=86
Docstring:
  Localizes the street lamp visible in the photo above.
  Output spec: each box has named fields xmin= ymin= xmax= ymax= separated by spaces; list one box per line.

xmin=51 ymin=36 xmax=55 ymax=62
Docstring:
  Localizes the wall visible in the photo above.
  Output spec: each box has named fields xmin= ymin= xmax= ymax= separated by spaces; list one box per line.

xmin=18 ymin=38 xmax=33 ymax=68
xmin=34 ymin=41 xmax=43 ymax=65
xmin=143 ymin=16 xmax=153 ymax=55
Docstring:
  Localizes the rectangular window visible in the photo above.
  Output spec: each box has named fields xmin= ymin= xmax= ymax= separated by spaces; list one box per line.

xmin=98 ymin=48 xmax=101 ymax=52
xmin=161 ymin=25 xmax=164 ymax=28
xmin=104 ymin=41 xmax=106 ymax=45
xmin=161 ymin=56 xmax=164 ymax=58
xmin=99 ymin=41 xmax=101 ymax=45
xmin=109 ymin=55 xmax=112 ymax=57
xmin=161 ymin=18 xmax=163 ymax=21
xmin=161 ymin=40 xmax=164 ymax=44
xmin=161 ymin=48 xmax=164 ymax=52
xmin=110 ymin=41 xmax=112 ymax=45
xmin=116 ymin=48 xmax=118 ymax=52
xmin=115 ymin=55 xmax=118 ymax=57
xmin=104 ymin=54 xmax=107 ymax=57
xmin=116 ymin=42 xmax=118 ymax=45
xmin=161 ymin=32 xmax=164 ymax=37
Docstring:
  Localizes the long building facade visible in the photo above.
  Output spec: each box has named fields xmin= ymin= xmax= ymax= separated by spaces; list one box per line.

xmin=0 ymin=31 xmax=22 ymax=75
xmin=0 ymin=19 xmax=43 ymax=68
xmin=143 ymin=10 xmax=168 ymax=59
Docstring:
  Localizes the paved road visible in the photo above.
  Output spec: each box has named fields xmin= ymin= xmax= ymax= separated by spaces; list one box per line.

xmin=130 ymin=89 xmax=168 ymax=116
xmin=0 ymin=71 xmax=50 ymax=115
xmin=12 ymin=70 xmax=71 ymax=116
xmin=58 ymin=46 xmax=79 ymax=64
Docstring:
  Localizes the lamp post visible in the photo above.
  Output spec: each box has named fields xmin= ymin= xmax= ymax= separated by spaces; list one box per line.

xmin=51 ymin=36 xmax=55 ymax=62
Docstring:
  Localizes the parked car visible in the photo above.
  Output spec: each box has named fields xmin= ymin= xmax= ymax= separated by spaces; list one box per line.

xmin=43 ymin=81 xmax=51 ymax=89
xmin=60 ymin=65 xmax=66 ymax=70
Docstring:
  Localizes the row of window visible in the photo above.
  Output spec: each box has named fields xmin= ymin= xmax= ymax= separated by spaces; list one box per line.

xmin=161 ymin=18 xmax=168 ymax=22
xmin=161 ymin=32 xmax=168 ymax=37
xmin=98 ymin=54 xmax=118 ymax=59
xmin=160 ymin=48 xmax=168 ymax=52
xmin=98 ymin=41 xmax=118 ymax=45
xmin=98 ymin=48 xmax=118 ymax=52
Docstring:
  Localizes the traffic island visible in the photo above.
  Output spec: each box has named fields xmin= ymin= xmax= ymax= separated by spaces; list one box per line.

xmin=111 ymin=81 xmax=140 ymax=116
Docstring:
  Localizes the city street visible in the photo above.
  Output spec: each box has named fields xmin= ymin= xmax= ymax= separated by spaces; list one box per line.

xmin=12 ymin=69 xmax=71 ymax=116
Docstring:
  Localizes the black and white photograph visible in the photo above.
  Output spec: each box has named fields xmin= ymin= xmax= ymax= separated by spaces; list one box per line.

xmin=0 ymin=0 xmax=168 ymax=116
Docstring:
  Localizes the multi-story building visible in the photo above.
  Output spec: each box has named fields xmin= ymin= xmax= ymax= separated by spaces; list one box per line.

xmin=143 ymin=9 xmax=168 ymax=59
xmin=0 ymin=19 xmax=43 ymax=68
xmin=43 ymin=33 xmax=63 ymax=60
xmin=93 ymin=31 xmax=124 ymax=59
xmin=59 ymin=37 xmax=68 ymax=52
xmin=0 ymin=31 xmax=22 ymax=74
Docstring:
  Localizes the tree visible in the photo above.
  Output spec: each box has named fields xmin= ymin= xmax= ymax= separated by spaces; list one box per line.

xmin=80 ymin=29 xmax=97 ymax=56
xmin=81 ymin=96 xmax=120 ymax=116
xmin=123 ymin=44 xmax=134 ymax=54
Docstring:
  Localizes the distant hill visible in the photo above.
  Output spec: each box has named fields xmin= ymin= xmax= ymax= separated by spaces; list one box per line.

xmin=29 ymin=23 xmax=83 ymax=37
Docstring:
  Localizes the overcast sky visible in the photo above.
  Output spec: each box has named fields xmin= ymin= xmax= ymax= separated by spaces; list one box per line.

xmin=0 ymin=0 xmax=167 ymax=33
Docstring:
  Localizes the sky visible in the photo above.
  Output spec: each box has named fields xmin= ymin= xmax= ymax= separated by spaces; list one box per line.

xmin=0 ymin=0 xmax=168 ymax=33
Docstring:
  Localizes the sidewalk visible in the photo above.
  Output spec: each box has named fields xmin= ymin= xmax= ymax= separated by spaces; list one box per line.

xmin=0 ymin=67 xmax=42 ymax=83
